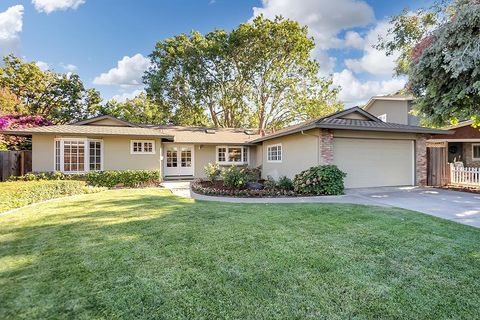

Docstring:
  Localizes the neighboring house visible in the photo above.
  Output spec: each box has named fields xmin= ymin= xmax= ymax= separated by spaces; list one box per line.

xmin=1 ymin=108 xmax=450 ymax=189
xmin=428 ymin=120 xmax=480 ymax=167
xmin=363 ymin=94 xmax=480 ymax=169
xmin=363 ymin=95 xmax=418 ymax=125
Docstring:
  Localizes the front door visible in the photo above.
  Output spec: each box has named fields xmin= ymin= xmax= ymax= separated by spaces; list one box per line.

xmin=164 ymin=145 xmax=194 ymax=176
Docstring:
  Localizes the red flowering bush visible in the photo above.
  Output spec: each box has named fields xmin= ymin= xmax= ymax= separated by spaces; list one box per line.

xmin=0 ymin=114 xmax=51 ymax=150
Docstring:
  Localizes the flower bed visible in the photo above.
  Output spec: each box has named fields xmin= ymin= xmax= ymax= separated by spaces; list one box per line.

xmin=191 ymin=180 xmax=300 ymax=197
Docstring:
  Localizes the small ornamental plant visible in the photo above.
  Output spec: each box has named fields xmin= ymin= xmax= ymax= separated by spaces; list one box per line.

xmin=221 ymin=166 xmax=248 ymax=189
xmin=293 ymin=165 xmax=346 ymax=195
xmin=204 ymin=163 xmax=222 ymax=182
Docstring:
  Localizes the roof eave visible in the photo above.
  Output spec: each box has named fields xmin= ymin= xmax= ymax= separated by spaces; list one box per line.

xmin=315 ymin=124 xmax=454 ymax=135
xmin=0 ymin=130 xmax=175 ymax=139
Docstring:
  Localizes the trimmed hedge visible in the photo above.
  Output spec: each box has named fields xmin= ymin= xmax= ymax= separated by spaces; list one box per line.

xmin=0 ymin=180 xmax=104 ymax=213
xmin=85 ymin=170 xmax=160 ymax=188
xmin=9 ymin=170 xmax=160 ymax=188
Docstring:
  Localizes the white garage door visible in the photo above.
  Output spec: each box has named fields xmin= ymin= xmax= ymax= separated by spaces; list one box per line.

xmin=333 ymin=138 xmax=414 ymax=188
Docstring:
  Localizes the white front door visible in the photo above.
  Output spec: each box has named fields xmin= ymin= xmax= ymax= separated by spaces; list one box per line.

xmin=164 ymin=145 xmax=194 ymax=176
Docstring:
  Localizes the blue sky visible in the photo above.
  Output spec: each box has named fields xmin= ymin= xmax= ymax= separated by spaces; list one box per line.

xmin=0 ymin=0 xmax=431 ymax=107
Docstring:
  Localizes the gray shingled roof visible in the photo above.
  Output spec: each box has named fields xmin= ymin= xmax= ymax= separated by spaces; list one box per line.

xmin=251 ymin=107 xmax=453 ymax=143
xmin=0 ymin=125 xmax=175 ymax=138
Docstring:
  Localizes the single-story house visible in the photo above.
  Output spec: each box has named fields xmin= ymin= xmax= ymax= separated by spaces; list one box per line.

xmin=0 ymin=107 xmax=451 ymax=188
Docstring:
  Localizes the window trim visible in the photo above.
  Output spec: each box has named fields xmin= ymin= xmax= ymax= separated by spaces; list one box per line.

xmin=216 ymin=146 xmax=249 ymax=165
xmin=130 ymin=140 xmax=156 ymax=155
xmin=472 ymin=143 xmax=480 ymax=160
xmin=267 ymin=143 xmax=282 ymax=163
xmin=54 ymin=138 xmax=104 ymax=173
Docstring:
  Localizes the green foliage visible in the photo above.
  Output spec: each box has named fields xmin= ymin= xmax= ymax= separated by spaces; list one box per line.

xmin=144 ymin=15 xmax=342 ymax=129
xmin=85 ymin=170 xmax=160 ymax=188
xmin=0 ymin=55 xmax=102 ymax=123
xmin=242 ymin=166 xmax=262 ymax=182
xmin=378 ymin=0 xmax=480 ymax=126
xmin=221 ymin=166 xmax=247 ymax=189
xmin=293 ymin=165 xmax=346 ymax=195
xmin=204 ymin=163 xmax=221 ymax=182
xmin=263 ymin=176 xmax=277 ymax=189
xmin=99 ymin=92 xmax=169 ymax=125
xmin=277 ymin=176 xmax=294 ymax=191
xmin=8 ymin=171 xmax=83 ymax=182
xmin=0 ymin=180 xmax=100 ymax=212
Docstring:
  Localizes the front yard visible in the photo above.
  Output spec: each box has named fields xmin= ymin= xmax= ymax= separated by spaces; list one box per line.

xmin=0 ymin=189 xmax=479 ymax=319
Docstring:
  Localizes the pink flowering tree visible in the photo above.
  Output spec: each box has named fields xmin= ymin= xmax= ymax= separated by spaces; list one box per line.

xmin=0 ymin=115 xmax=52 ymax=150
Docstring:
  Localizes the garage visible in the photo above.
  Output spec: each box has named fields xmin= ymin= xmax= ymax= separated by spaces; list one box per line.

xmin=333 ymin=138 xmax=415 ymax=188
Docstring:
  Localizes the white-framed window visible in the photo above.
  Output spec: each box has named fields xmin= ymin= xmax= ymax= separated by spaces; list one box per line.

xmin=378 ymin=114 xmax=387 ymax=122
xmin=216 ymin=146 xmax=248 ymax=165
xmin=54 ymin=138 xmax=103 ymax=173
xmin=472 ymin=144 xmax=480 ymax=160
xmin=267 ymin=144 xmax=282 ymax=163
xmin=130 ymin=140 xmax=155 ymax=154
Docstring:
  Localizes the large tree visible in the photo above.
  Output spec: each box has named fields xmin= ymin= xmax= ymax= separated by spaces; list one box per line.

xmin=99 ymin=92 xmax=172 ymax=125
xmin=0 ymin=55 xmax=102 ymax=124
xmin=144 ymin=15 xmax=342 ymax=130
xmin=377 ymin=0 xmax=480 ymax=126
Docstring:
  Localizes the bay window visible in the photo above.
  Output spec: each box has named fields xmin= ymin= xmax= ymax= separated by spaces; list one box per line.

xmin=54 ymin=138 xmax=103 ymax=173
xmin=216 ymin=146 xmax=248 ymax=165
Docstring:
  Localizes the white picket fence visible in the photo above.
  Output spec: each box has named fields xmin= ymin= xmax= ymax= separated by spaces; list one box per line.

xmin=450 ymin=164 xmax=480 ymax=187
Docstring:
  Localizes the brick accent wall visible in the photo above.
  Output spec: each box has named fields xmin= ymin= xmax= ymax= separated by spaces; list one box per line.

xmin=319 ymin=129 xmax=334 ymax=164
xmin=416 ymin=134 xmax=428 ymax=186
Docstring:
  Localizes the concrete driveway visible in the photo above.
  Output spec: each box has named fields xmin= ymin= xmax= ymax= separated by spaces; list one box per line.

xmin=346 ymin=187 xmax=480 ymax=228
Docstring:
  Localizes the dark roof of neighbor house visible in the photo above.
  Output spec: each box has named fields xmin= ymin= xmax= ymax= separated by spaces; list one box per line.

xmin=250 ymin=107 xmax=453 ymax=143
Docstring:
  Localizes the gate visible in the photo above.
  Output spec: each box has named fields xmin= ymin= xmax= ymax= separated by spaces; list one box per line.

xmin=0 ymin=150 xmax=32 ymax=181
xmin=427 ymin=143 xmax=448 ymax=186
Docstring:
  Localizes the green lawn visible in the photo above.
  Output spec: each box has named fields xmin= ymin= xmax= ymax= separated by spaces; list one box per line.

xmin=0 ymin=189 xmax=479 ymax=319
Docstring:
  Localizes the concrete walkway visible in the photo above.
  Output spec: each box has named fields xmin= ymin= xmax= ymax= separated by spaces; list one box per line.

xmin=190 ymin=186 xmax=480 ymax=228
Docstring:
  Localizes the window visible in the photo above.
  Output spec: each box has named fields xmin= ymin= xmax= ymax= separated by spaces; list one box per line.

xmin=378 ymin=114 xmax=387 ymax=122
xmin=216 ymin=146 xmax=248 ymax=164
xmin=54 ymin=139 xmax=103 ymax=173
xmin=130 ymin=140 xmax=155 ymax=154
xmin=267 ymin=144 xmax=282 ymax=162
xmin=473 ymin=144 xmax=480 ymax=160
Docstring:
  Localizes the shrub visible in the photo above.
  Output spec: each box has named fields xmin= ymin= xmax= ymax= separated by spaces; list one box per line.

xmin=222 ymin=166 xmax=247 ymax=189
xmin=242 ymin=166 xmax=262 ymax=182
xmin=293 ymin=165 xmax=346 ymax=195
xmin=263 ymin=176 xmax=277 ymax=189
xmin=277 ymin=176 xmax=294 ymax=190
xmin=8 ymin=171 xmax=83 ymax=181
xmin=204 ymin=163 xmax=221 ymax=182
xmin=0 ymin=180 xmax=104 ymax=212
xmin=85 ymin=170 xmax=160 ymax=188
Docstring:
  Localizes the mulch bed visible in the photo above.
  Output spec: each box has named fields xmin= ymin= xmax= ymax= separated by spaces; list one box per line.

xmin=191 ymin=180 xmax=301 ymax=198
xmin=440 ymin=185 xmax=480 ymax=194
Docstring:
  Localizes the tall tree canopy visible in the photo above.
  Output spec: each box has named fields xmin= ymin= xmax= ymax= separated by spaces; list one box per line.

xmin=0 ymin=55 xmax=102 ymax=124
xmin=99 ymin=92 xmax=171 ymax=125
xmin=144 ymin=15 xmax=342 ymax=130
xmin=377 ymin=0 xmax=480 ymax=126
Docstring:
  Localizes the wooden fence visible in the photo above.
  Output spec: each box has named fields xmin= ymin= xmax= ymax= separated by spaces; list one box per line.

xmin=450 ymin=164 xmax=480 ymax=187
xmin=0 ymin=150 xmax=32 ymax=181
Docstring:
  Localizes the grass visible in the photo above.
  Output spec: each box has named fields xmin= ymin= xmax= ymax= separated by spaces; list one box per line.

xmin=0 ymin=189 xmax=479 ymax=319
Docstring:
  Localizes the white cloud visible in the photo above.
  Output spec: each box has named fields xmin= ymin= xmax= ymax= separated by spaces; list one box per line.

xmin=333 ymin=69 xmax=406 ymax=107
xmin=32 ymin=0 xmax=85 ymax=14
xmin=252 ymin=0 xmax=374 ymax=50
xmin=343 ymin=31 xmax=364 ymax=49
xmin=93 ymin=54 xmax=151 ymax=86
xmin=60 ymin=62 xmax=77 ymax=72
xmin=0 ymin=5 xmax=24 ymax=56
xmin=35 ymin=61 xmax=49 ymax=70
xmin=111 ymin=89 xmax=144 ymax=103
xmin=344 ymin=21 xmax=398 ymax=76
